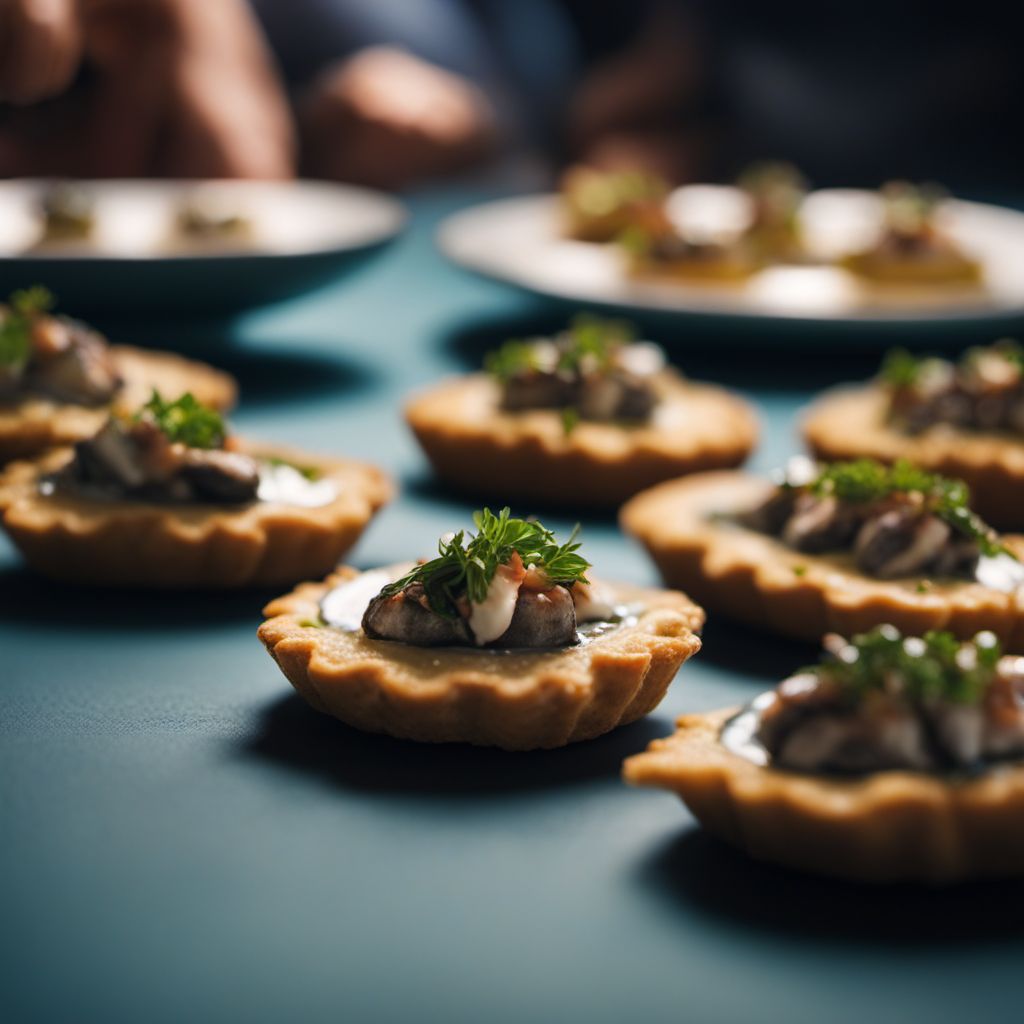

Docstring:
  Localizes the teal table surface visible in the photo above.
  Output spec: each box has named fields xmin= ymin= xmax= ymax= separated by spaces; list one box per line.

xmin=3 ymin=189 xmax=1024 ymax=1024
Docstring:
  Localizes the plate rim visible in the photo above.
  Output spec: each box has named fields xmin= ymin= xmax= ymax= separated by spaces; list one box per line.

xmin=436 ymin=192 xmax=1024 ymax=327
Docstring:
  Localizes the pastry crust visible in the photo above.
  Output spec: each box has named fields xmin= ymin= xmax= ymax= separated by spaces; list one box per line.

xmin=0 ymin=345 xmax=237 ymax=464
xmin=620 ymin=471 xmax=1024 ymax=649
xmin=0 ymin=441 xmax=391 ymax=588
xmin=841 ymin=249 xmax=981 ymax=285
xmin=628 ymin=252 xmax=757 ymax=283
xmin=258 ymin=572 xmax=704 ymax=750
xmin=803 ymin=385 xmax=1024 ymax=531
xmin=406 ymin=371 xmax=757 ymax=508
xmin=624 ymin=708 xmax=1024 ymax=883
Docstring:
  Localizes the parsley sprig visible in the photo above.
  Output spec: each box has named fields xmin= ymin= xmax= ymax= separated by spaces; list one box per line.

xmin=485 ymin=315 xmax=634 ymax=383
xmin=137 ymin=390 xmax=226 ymax=450
xmin=0 ymin=286 xmax=55 ymax=368
xmin=807 ymin=459 xmax=1007 ymax=557
xmin=381 ymin=507 xmax=591 ymax=617
xmin=813 ymin=625 xmax=1002 ymax=706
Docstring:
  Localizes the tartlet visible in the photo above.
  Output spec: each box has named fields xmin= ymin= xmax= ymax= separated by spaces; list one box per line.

xmin=0 ymin=393 xmax=390 ymax=588
xmin=622 ymin=202 xmax=759 ymax=283
xmin=0 ymin=287 xmax=235 ymax=463
xmin=736 ymin=161 xmax=808 ymax=263
xmin=840 ymin=181 xmax=980 ymax=286
xmin=621 ymin=458 xmax=1024 ymax=648
xmin=258 ymin=508 xmax=704 ymax=749
xmin=560 ymin=166 xmax=669 ymax=243
xmin=804 ymin=342 xmax=1024 ymax=530
xmin=625 ymin=627 xmax=1024 ymax=883
xmin=406 ymin=316 xmax=757 ymax=508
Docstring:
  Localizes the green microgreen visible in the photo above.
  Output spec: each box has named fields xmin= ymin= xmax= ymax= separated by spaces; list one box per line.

xmin=265 ymin=456 xmax=320 ymax=481
xmin=137 ymin=390 xmax=226 ymax=450
xmin=809 ymin=458 xmax=1007 ymax=557
xmin=484 ymin=339 xmax=543 ymax=382
xmin=879 ymin=347 xmax=924 ymax=388
xmin=0 ymin=286 xmax=55 ymax=367
xmin=812 ymin=625 xmax=1002 ymax=706
xmin=380 ymin=507 xmax=591 ymax=618
xmin=556 ymin=314 xmax=634 ymax=373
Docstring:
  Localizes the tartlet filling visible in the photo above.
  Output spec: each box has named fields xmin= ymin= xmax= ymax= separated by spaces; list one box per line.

xmin=848 ymin=181 xmax=973 ymax=273
xmin=561 ymin=166 xmax=668 ymax=240
xmin=342 ymin=508 xmax=617 ymax=649
xmin=486 ymin=316 xmax=663 ymax=426
xmin=881 ymin=341 xmax=1024 ymax=435
xmin=737 ymin=161 xmax=806 ymax=259
xmin=621 ymin=203 xmax=748 ymax=270
xmin=49 ymin=391 xmax=261 ymax=504
xmin=0 ymin=287 xmax=122 ymax=407
xmin=177 ymin=193 xmax=252 ymax=240
xmin=735 ymin=626 xmax=1024 ymax=774
xmin=737 ymin=458 xmax=1012 ymax=582
xmin=39 ymin=182 xmax=95 ymax=241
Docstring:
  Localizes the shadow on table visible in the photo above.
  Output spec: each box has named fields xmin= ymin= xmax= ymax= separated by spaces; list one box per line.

xmin=401 ymin=470 xmax=622 ymax=529
xmin=636 ymin=828 xmax=1024 ymax=946
xmin=97 ymin=312 xmax=383 ymax=408
xmin=209 ymin=345 xmax=382 ymax=410
xmin=438 ymin=308 xmax=996 ymax=391
xmin=696 ymin=617 xmax=815 ymax=686
xmin=0 ymin=566 xmax=271 ymax=630
xmin=245 ymin=692 xmax=667 ymax=796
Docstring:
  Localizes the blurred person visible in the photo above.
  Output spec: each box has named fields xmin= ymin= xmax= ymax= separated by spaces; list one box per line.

xmin=0 ymin=0 xmax=295 ymax=178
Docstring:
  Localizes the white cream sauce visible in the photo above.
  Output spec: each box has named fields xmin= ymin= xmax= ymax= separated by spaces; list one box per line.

xmin=257 ymin=461 xmax=336 ymax=508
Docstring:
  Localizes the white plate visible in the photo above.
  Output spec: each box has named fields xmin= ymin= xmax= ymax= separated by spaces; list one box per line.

xmin=438 ymin=188 xmax=1024 ymax=325
xmin=0 ymin=179 xmax=406 ymax=314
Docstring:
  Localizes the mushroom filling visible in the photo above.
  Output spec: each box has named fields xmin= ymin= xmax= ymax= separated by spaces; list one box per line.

xmin=747 ymin=626 xmax=1024 ymax=774
xmin=49 ymin=391 xmax=260 ymax=505
xmin=881 ymin=342 xmax=1024 ymax=435
xmin=0 ymin=287 xmax=122 ymax=407
xmin=736 ymin=458 xmax=1010 ymax=581
xmin=357 ymin=507 xmax=614 ymax=649
xmin=486 ymin=315 xmax=662 ymax=425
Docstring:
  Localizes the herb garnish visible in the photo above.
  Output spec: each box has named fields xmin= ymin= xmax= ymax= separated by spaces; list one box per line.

xmin=879 ymin=347 xmax=925 ymax=389
xmin=380 ymin=507 xmax=591 ymax=618
xmin=265 ymin=455 xmax=320 ymax=481
xmin=808 ymin=459 xmax=1007 ymax=557
xmin=813 ymin=625 xmax=1001 ymax=706
xmin=880 ymin=340 xmax=1024 ymax=390
xmin=0 ymin=286 xmax=54 ymax=367
xmin=485 ymin=315 xmax=634 ymax=383
xmin=138 ymin=390 xmax=226 ymax=450
xmin=484 ymin=339 xmax=542 ymax=382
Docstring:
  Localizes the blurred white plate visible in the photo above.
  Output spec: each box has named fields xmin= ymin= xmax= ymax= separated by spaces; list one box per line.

xmin=0 ymin=179 xmax=406 ymax=313
xmin=438 ymin=188 xmax=1024 ymax=325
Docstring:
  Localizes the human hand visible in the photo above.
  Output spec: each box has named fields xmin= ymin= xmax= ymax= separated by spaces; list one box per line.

xmin=301 ymin=46 xmax=495 ymax=189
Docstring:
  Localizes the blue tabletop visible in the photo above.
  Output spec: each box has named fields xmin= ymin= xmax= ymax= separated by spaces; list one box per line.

xmin=3 ymin=189 xmax=1024 ymax=1024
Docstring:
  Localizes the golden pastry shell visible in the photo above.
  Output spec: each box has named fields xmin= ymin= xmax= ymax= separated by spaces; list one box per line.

xmin=620 ymin=470 xmax=1024 ymax=649
xmin=624 ymin=708 xmax=1024 ymax=883
xmin=0 ymin=441 xmax=391 ymax=588
xmin=406 ymin=370 xmax=757 ymax=509
xmin=258 ymin=569 xmax=704 ymax=750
